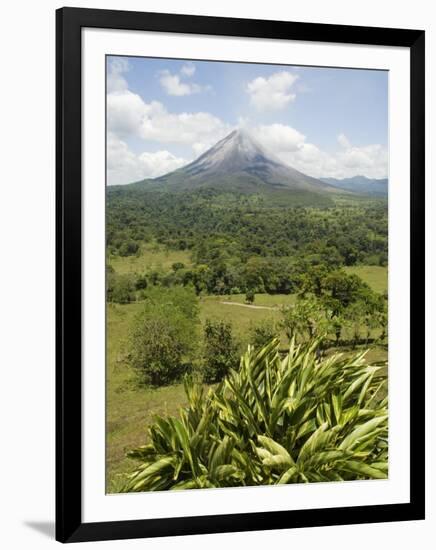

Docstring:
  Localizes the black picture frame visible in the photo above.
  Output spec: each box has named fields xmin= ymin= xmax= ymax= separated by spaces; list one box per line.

xmin=56 ymin=7 xmax=425 ymax=543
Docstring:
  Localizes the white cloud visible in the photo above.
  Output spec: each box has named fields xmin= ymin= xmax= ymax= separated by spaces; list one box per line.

xmin=336 ymin=138 xmax=388 ymax=178
xmin=159 ymin=64 xmax=210 ymax=96
xmin=137 ymin=150 xmax=187 ymax=177
xmin=107 ymin=90 xmax=150 ymax=137
xmin=107 ymin=133 xmax=188 ymax=185
xmin=159 ymin=70 xmax=203 ymax=96
xmin=246 ymin=71 xmax=299 ymax=111
xmin=107 ymin=88 xmax=230 ymax=149
xmin=278 ymin=144 xmax=341 ymax=179
xmin=107 ymin=57 xmax=130 ymax=93
xmin=251 ymin=123 xmax=305 ymax=153
xmin=106 ymin=63 xmax=230 ymax=183
xmin=180 ymin=63 xmax=196 ymax=77
xmin=192 ymin=142 xmax=210 ymax=156
xmin=252 ymin=124 xmax=388 ymax=179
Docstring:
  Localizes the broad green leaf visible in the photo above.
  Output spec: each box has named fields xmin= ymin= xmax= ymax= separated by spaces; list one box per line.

xmin=342 ymin=460 xmax=387 ymax=479
xmin=339 ymin=416 xmax=388 ymax=451
xmin=277 ymin=466 xmax=298 ymax=484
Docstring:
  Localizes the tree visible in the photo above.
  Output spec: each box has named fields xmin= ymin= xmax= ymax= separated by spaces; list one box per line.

xmin=351 ymin=288 xmax=387 ymax=344
xmin=172 ymin=262 xmax=185 ymax=272
xmin=296 ymin=264 xmax=330 ymax=297
xmin=281 ymin=294 xmax=329 ymax=343
xmin=148 ymin=269 xmax=162 ymax=286
xmin=249 ymin=319 xmax=278 ymax=349
xmin=129 ymin=287 xmax=200 ymax=386
xmin=376 ymin=295 xmax=388 ymax=342
xmin=118 ymin=240 xmax=139 ymax=257
xmin=191 ymin=264 xmax=212 ymax=295
xmin=243 ymin=257 xmax=266 ymax=293
xmin=202 ymin=320 xmax=239 ymax=383
xmin=319 ymin=270 xmax=376 ymax=344
xmin=245 ymin=289 xmax=255 ymax=304
xmin=107 ymin=273 xmax=136 ymax=304
xmin=135 ymin=273 xmax=148 ymax=290
xmin=322 ymin=270 xmax=366 ymax=314
xmin=331 ymin=315 xmax=345 ymax=345
xmin=342 ymin=302 xmax=364 ymax=347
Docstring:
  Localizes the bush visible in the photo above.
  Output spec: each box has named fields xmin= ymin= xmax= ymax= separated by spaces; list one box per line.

xmin=202 ymin=320 xmax=239 ymax=383
xmin=118 ymin=240 xmax=140 ymax=257
xmin=249 ymin=319 xmax=278 ymax=349
xmin=107 ymin=273 xmax=136 ymax=304
xmin=172 ymin=262 xmax=185 ymax=272
xmin=135 ymin=273 xmax=148 ymax=290
xmin=245 ymin=289 xmax=255 ymax=304
xmin=129 ymin=287 xmax=200 ymax=386
xmin=122 ymin=339 xmax=388 ymax=492
xmin=281 ymin=294 xmax=329 ymax=342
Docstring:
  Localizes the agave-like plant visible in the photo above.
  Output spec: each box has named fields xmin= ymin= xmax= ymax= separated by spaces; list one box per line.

xmin=122 ymin=339 xmax=388 ymax=492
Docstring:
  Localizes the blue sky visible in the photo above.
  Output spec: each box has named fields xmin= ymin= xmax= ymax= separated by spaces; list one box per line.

xmin=107 ymin=55 xmax=388 ymax=185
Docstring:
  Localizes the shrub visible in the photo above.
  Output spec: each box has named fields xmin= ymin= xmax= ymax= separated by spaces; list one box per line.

xmin=122 ymin=339 xmax=388 ymax=491
xmin=107 ymin=273 xmax=136 ymax=304
xmin=249 ymin=319 xmax=278 ymax=349
xmin=118 ymin=240 xmax=140 ymax=257
xmin=202 ymin=320 xmax=239 ymax=383
xmin=245 ymin=289 xmax=255 ymax=304
xmin=129 ymin=287 xmax=200 ymax=386
xmin=172 ymin=262 xmax=185 ymax=272
xmin=135 ymin=273 xmax=148 ymax=290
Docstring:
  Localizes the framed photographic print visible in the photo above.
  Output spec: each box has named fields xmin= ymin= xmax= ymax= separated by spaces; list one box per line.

xmin=56 ymin=7 xmax=425 ymax=543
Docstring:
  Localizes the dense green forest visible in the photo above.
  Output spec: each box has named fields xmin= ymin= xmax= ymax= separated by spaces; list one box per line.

xmin=107 ymin=189 xmax=387 ymax=298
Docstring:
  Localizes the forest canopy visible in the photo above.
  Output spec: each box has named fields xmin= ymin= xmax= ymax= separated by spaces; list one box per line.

xmin=107 ymin=189 xmax=388 ymax=299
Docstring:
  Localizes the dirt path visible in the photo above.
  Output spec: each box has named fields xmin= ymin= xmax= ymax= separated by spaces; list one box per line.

xmin=219 ymin=301 xmax=279 ymax=311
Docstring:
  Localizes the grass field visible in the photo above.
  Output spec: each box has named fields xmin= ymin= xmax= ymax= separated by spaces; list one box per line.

xmin=209 ymin=293 xmax=296 ymax=307
xmin=344 ymin=265 xmax=388 ymax=294
xmin=106 ymin=252 xmax=388 ymax=492
xmin=109 ymin=243 xmax=192 ymax=275
xmin=201 ymin=295 xmax=288 ymax=334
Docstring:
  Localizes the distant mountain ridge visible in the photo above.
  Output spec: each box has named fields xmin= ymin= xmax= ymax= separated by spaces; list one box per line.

xmin=320 ymin=176 xmax=388 ymax=197
xmin=132 ymin=129 xmax=342 ymax=197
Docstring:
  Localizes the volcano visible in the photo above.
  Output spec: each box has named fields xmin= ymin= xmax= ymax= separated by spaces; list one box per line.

xmin=132 ymin=129 xmax=341 ymax=197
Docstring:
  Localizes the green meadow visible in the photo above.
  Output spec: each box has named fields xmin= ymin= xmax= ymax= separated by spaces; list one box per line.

xmin=344 ymin=265 xmax=388 ymax=294
xmin=109 ymin=244 xmax=192 ymax=275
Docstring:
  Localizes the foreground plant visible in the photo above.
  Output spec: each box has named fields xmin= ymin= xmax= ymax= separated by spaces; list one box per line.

xmin=122 ymin=339 xmax=388 ymax=492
